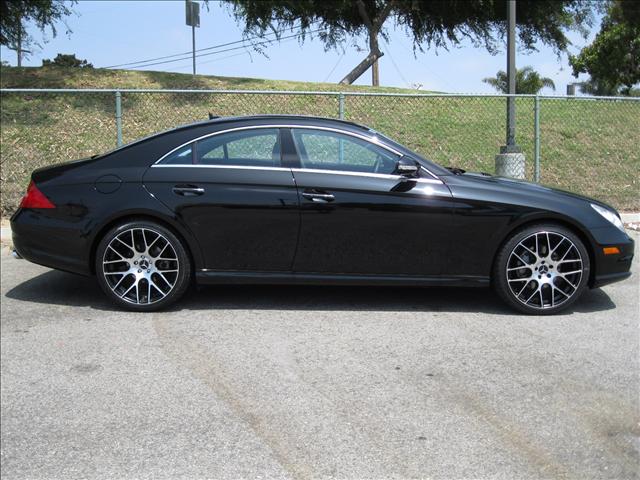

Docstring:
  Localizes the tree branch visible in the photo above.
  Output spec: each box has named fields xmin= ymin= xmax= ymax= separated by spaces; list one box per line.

xmin=355 ymin=0 xmax=373 ymax=30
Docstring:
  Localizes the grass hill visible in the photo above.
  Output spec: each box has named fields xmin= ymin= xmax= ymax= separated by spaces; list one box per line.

xmin=0 ymin=65 xmax=426 ymax=93
xmin=1 ymin=66 xmax=638 ymax=215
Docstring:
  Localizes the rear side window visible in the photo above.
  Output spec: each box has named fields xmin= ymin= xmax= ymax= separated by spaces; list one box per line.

xmin=196 ymin=129 xmax=281 ymax=167
xmin=162 ymin=144 xmax=193 ymax=165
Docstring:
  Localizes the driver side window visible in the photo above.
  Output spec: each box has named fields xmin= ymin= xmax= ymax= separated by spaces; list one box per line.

xmin=291 ymin=128 xmax=398 ymax=174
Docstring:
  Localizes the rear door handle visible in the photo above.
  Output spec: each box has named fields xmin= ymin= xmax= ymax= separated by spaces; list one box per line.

xmin=172 ymin=185 xmax=205 ymax=196
xmin=302 ymin=191 xmax=335 ymax=203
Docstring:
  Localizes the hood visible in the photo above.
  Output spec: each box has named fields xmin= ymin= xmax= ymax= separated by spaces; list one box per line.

xmin=455 ymin=171 xmax=616 ymax=212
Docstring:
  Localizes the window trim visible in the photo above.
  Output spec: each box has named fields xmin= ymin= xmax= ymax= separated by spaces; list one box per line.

xmin=154 ymin=125 xmax=402 ymax=164
xmin=152 ymin=124 xmax=441 ymax=181
xmin=150 ymin=163 xmax=442 ymax=184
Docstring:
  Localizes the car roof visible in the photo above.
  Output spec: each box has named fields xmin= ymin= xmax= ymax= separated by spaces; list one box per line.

xmin=178 ymin=114 xmax=373 ymax=133
xmin=98 ymin=115 xmax=375 ymax=161
xmin=99 ymin=113 xmax=451 ymax=177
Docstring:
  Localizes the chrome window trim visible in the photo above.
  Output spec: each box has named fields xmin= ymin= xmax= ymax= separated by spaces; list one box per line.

xmin=153 ymin=124 xmax=404 ymax=165
xmin=291 ymin=167 xmax=443 ymax=184
xmin=152 ymin=163 xmax=442 ymax=184
xmin=419 ymin=166 xmax=439 ymax=180
xmin=291 ymin=167 xmax=398 ymax=179
xmin=151 ymin=164 xmax=290 ymax=172
xmin=152 ymin=123 xmax=442 ymax=180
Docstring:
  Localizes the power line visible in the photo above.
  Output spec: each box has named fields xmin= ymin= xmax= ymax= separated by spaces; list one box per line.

xmin=382 ymin=39 xmax=410 ymax=88
xmin=105 ymin=28 xmax=324 ymax=71
xmin=102 ymin=31 xmax=280 ymax=69
xmin=391 ymin=34 xmax=449 ymax=88
xmin=103 ymin=22 xmax=318 ymax=70
xmin=323 ymin=52 xmax=346 ymax=82
xmin=161 ymin=51 xmax=252 ymax=73
xmin=154 ymin=33 xmax=307 ymax=74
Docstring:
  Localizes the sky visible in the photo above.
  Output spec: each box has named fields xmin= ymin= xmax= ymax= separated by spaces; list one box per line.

xmin=0 ymin=0 xmax=603 ymax=94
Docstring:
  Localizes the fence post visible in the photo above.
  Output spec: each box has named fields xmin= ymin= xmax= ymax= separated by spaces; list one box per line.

xmin=115 ymin=91 xmax=123 ymax=147
xmin=338 ymin=93 xmax=345 ymax=163
xmin=534 ymin=95 xmax=540 ymax=182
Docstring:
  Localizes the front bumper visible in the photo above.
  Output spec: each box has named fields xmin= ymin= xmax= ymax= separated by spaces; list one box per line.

xmin=589 ymin=226 xmax=634 ymax=288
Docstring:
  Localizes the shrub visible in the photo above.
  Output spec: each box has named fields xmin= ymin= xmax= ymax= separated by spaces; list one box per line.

xmin=42 ymin=54 xmax=93 ymax=68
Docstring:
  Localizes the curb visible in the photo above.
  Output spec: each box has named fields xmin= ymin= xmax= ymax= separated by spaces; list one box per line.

xmin=1 ymin=226 xmax=10 ymax=242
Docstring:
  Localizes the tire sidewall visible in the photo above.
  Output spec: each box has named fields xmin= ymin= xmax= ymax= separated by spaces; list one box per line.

xmin=95 ymin=220 xmax=192 ymax=311
xmin=493 ymin=224 xmax=591 ymax=315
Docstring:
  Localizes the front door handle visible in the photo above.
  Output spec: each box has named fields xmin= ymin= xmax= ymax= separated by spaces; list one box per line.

xmin=302 ymin=191 xmax=335 ymax=203
xmin=172 ymin=185 xmax=205 ymax=196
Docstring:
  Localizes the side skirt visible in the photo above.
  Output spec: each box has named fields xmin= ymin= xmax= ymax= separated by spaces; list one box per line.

xmin=195 ymin=270 xmax=490 ymax=287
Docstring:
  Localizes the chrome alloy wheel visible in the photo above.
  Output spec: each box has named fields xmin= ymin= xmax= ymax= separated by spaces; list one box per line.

xmin=506 ymin=231 xmax=584 ymax=310
xmin=101 ymin=228 xmax=179 ymax=305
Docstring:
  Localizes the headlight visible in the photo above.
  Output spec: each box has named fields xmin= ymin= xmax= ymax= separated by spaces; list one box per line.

xmin=591 ymin=203 xmax=625 ymax=232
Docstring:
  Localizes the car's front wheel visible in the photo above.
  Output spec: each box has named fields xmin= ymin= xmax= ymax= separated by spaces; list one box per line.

xmin=95 ymin=220 xmax=192 ymax=311
xmin=493 ymin=224 xmax=590 ymax=315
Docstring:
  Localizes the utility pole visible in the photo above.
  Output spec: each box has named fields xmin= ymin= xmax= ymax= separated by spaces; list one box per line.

xmin=185 ymin=0 xmax=200 ymax=76
xmin=192 ymin=23 xmax=196 ymax=76
xmin=495 ymin=0 xmax=525 ymax=179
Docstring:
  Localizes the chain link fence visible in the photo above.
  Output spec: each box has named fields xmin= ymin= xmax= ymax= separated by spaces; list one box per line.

xmin=1 ymin=89 xmax=638 ymax=216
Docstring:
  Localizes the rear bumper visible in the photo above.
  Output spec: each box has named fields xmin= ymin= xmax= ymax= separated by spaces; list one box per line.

xmin=589 ymin=226 xmax=634 ymax=288
xmin=11 ymin=209 xmax=91 ymax=276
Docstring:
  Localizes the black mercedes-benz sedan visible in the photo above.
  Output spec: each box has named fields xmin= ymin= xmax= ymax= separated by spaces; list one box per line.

xmin=11 ymin=115 xmax=634 ymax=314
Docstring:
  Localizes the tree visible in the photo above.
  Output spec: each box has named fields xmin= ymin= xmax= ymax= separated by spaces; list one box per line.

xmin=577 ymin=78 xmax=620 ymax=96
xmin=483 ymin=66 xmax=556 ymax=94
xmin=0 ymin=0 xmax=76 ymax=66
xmin=569 ymin=0 xmax=640 ymax=95
xmin=222 ymin=0 xmax=593 ymax=86
xmin=42 ymin=53 xmax=92 ymax=68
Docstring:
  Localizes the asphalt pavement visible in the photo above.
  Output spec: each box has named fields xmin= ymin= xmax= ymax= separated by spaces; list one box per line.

xmin=1 ymin=232 xmax=639 ymax=479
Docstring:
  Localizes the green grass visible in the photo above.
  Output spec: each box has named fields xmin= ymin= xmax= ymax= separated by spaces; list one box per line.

xmin=1 ymin=66 xmax=639 ymax=216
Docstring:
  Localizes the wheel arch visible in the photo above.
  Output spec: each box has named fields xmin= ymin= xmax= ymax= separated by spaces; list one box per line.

xmin=88 ymin=211 xmax=203 ymax=275
xmin=490 ymin=215 xmax=597 ymax=287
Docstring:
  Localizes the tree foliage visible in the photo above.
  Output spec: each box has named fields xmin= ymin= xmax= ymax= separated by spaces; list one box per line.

xmin=0 ymin=0 xmax=75 ymax=47
xmin=222 ymin=0 xmax=593 ymax=85
xmin=483 ymin=66 xmax=556 ymax=94
xmin=42 ymin=53 xmax=92 ymax=68
xmin=569 ymin=0 xmax=640 ymax=95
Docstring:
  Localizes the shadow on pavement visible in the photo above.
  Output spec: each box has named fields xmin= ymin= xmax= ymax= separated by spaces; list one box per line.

xmin=4 ymin=269 xmax=617 ymax=315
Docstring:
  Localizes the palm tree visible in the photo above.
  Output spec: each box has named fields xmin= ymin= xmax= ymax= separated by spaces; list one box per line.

xmin=483 ymin=66 xmax=556 ymax=94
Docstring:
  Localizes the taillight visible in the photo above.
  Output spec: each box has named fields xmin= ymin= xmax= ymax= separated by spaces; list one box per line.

xmin=19 ymin=181 xmax=56 ymax=209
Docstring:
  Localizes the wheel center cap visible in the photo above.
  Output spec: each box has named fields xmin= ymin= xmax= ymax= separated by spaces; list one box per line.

xmin=139 ymin=259 xmax=150 ymax=270
xmin=538 ymin=265 xmax=549 ymax=274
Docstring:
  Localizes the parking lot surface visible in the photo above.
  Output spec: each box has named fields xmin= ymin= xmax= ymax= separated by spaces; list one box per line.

xmin=1 ymin=233 xmax=639 ymax=479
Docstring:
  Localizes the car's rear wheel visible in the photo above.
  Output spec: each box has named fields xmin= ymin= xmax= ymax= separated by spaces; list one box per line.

xmin=493 ymin=224 xmax=590 ymax=315
xmin=95 ymin=220 xmax=191 ymax=311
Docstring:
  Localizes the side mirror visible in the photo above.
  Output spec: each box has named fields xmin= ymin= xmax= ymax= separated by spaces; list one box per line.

xmin=395 ymin=158 xmax=419 ymax=177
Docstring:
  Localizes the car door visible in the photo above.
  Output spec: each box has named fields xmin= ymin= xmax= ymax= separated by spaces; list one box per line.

xmin=287 ymin=127 xmax=454 ymax=276
xmin=143 ymin=127 xmax=299 ymax=271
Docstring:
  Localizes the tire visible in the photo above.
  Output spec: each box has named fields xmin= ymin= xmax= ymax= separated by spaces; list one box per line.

xmin=493 ymin=223 xmax=590 ymax=315
xmin=95 ymin=220 xmax=192 ymax=311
